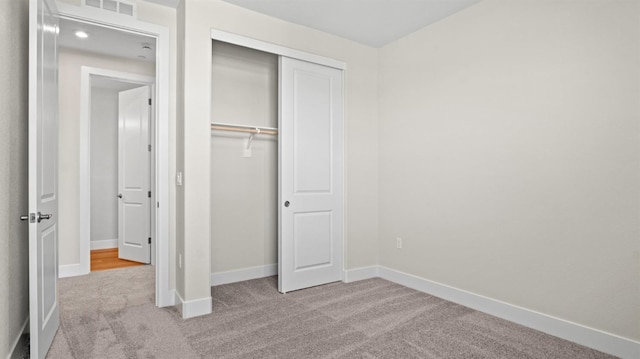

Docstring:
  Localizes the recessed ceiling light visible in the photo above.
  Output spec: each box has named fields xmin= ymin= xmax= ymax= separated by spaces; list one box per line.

xmin=74 ymin=30 xmax=89 ymax=39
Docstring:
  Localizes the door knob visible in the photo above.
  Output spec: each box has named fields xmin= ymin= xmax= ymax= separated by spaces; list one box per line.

xmin=37 ymin=212 xmax=52 ymax=223
xmin=284 ymin=201 xmax=290 ymax=207
xmin=117 ymin=194 xmax=123 ymax=198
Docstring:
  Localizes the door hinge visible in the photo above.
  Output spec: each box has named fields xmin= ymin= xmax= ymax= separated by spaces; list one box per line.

xmin=148 ymin=144 xmax=151 ymax=152
xmin=148 ymin=98 xmax=152 ymax=106
xmin=148 ymin=191 xmax=151 ymax=198
xmin=148 ymin=237 xmax=151 ymax=244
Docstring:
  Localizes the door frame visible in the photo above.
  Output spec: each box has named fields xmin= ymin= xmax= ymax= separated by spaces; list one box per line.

xmin=58 ymin=2 xmax=172 ymax=307
xmin=210 ymin=29 xmax=347 ymax=285
xmin=80 ymin=68 xmax=155 ymax=267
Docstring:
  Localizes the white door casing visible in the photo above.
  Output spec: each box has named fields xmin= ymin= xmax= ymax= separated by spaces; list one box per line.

xmin=28 ymin=0 xmax=60 ymax=357
xmin=279 ymin=57 xmax=344 ymax=293
xmin=118 ymin=86 xmax=151 ymax=264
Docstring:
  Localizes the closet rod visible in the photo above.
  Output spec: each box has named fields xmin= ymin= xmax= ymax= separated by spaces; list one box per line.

xmin=211 ymin=122 xmax=278 ymax=136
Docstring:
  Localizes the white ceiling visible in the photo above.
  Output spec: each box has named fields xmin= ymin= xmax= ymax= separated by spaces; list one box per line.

xmin=143 ymin=0 xmax=481 ymax=48
xmin=58 ymin=18 xmax=156 ymax=62
xmin=219 ymin=0 xmax=481 ymax=47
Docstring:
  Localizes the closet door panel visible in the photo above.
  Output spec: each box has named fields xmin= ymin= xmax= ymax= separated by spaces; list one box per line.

xmin=293 ymin=71 xmax=332 ymax=193
xmin=279 ymin=57 xmax=344 ymax=293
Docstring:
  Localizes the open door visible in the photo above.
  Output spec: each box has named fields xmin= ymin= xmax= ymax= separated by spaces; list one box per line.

xmin=117 ymin=86 xmax=151 ymax=264
xmin=278 ymin=57 xmax=344 ymax=293
xmin=27 ymin=0 xmax=60 ymax=357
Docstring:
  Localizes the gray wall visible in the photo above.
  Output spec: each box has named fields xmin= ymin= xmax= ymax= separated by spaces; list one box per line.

xmin=210 ymin=41 xmax=278 ymax=274
xmin=0 ymin=0 xmax=30 ymax=357
xmin=90 ymin=87 xmax=119 ymax=244
xmin=378 ymin=0 xmax=640 ymax=341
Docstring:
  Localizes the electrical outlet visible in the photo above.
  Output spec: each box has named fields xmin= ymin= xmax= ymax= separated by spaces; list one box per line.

xmin=178 ymin=253 xmax=182 ymax=269
xmin=396 ymin=237 xmax=402 ymax=249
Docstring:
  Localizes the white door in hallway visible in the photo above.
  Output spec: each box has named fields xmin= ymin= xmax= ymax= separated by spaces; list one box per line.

xmin=279 ymin=57 xmax=344 ymax=293
xmin=117 ymin=86 xmax=151 ymax=264
xmin=28 ymin=0 xmax=60 ymax=357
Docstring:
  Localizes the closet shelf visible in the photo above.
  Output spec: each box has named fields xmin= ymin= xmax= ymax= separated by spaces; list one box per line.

xmin=211 ymin=122 xmax=278 ymax=136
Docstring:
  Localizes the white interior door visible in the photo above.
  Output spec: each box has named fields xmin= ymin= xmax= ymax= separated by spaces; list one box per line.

xmin=28 ymin=0 xmax=60 ymax=357
xmin=117 ymin=86 xmax=151 ymax=264
xmin=279 ymin=57 xmax=344 ymax=293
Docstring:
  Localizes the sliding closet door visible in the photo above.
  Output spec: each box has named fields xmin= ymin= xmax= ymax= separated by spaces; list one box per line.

xmin=279 ymin=57 xmax=344 ymax=293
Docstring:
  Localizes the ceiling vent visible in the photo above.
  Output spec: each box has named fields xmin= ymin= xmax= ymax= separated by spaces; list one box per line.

xmin=83 ymin=0 xmax=137 ymax=18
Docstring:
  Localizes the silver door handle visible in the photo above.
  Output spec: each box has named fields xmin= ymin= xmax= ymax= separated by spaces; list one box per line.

xmin=37 ymin=212 xmax=52 ymax=223
xmin=117 ymin=194 xmax=123 ymax=198
xmin=284 ymin=201 xmax=290 ymax=207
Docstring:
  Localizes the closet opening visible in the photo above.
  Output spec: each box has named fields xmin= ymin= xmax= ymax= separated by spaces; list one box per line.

xmin=210 ymin=41 xmax=279 ymax=288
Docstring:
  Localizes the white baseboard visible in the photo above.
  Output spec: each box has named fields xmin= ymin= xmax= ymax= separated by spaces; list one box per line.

xmin=344 ymin=265 xmax=639 ymax=359
xmin=373 ymin=266 xmax=640 ymax=359
xmin=158 ymin=289 xmax=175 ymax=308
xmin=7 ymin=317 xmax=29 ymax=359
xmin=58 ymin=263 xmax=87 ymax=278
xmin=210 ymin=264 xmax=277 ymax=286
xmin=174 ymin=291 xmax=212 ymax=319
xmin=344 ymin=265 xmax=379 ymax=282
xmin=90 ymin=239 xmax=118 ymax=250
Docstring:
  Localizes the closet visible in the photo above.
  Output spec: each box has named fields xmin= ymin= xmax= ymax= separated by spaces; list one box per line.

xmin=210 ymin=41 xmax=279 ymax=282
xmin=210 ymin=33 xmax=344 ymax=293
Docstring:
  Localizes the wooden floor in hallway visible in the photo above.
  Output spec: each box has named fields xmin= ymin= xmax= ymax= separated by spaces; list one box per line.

xmin=90 ymin=248 xmax=146 ymax=272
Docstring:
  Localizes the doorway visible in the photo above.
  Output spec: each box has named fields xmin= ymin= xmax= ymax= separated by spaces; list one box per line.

xmin=56 ymin=1 xmax=172 ymax=307
xmin=87 ymin=75 xmax=155 ymax=271
xmin=57 ymin=17 xmax=156 ymax=270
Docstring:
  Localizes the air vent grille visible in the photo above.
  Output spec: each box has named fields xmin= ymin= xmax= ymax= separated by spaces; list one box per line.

xmin=82 ymin=0 xmax=137 ymax=17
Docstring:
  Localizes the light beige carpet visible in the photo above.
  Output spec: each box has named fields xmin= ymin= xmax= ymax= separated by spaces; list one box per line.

xmin=47 ymin=266 xmax=617 ymax=358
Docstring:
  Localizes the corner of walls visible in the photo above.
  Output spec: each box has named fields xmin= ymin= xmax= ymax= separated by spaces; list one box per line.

xmin=174 ymin=290 xmax=212 ymax=319
xmin=341 ymin=38 xmax=381 ymax=271
xmin=178 ymin=0 xmax=212 ymax=308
